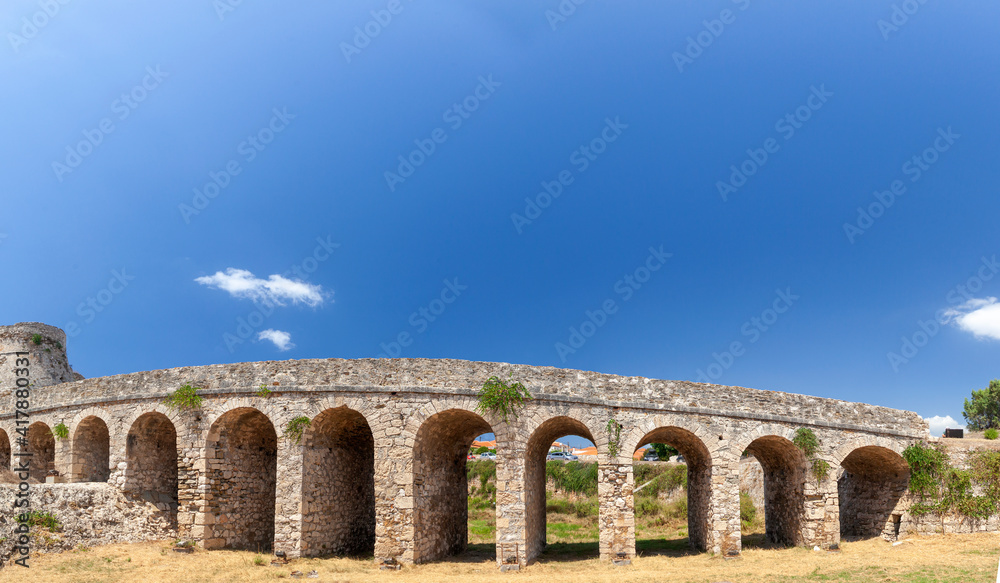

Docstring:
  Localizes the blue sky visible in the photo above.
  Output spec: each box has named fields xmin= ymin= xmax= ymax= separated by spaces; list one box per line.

xmin=2 ymin=0 xmax=998 ymax=440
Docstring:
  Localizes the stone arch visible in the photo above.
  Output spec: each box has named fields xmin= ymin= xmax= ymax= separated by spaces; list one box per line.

xmin=412 ymin=407 xmax=494 ymax=563
xmin=632 ymin=422 xmax=713 ymax=551
xmin=300 ymin=406 xmax=375 ymax=557
xmin=524 ymin=415 xmax=598 ymax=562
xmin=0 ymin=428 xmax=10 ymax=471
xmin=27 ymin=422 xmax=55 ymax=481
xmin=71 ymin=415 xmax=111 ymax=482
xmin=737 ymin=432 xmax=808 ymax=546
xmin=124 ymin=412 xmax=178 ymax=514
xmin=203 ymin=407 xmax=278 ymax=551
xmin=835 ymin=442 xmax=910 ymax=541
xmin=119 ymin=405 xmax=185 ymax=446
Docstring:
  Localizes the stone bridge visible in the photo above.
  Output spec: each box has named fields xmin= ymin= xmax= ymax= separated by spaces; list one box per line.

xmin=0 ymin=323 xmax=926 ymax=566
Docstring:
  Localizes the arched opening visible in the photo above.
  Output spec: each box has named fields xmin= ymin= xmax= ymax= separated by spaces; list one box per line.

xmin=741 ymin=436 xmax=807 ymax=546
xmin=838 ymin=446 xmax=910 ymax=540
xmin=413 ymin=408 xmax=494 ymax=563
xmin=72 ymin=416 xmax=111 ymax=483
xmin=0 ymin=429 xmax=10 ymax=471
xmin=125 ymin=412 xmax=178 ymax=516
xmin=633 ymin=426 xmax=712 ymax=552
xmin=524 ymin=416 xmax=597 ymax=562
xmin=27 ymin=422 xmax=55 ymax=482
xmin=301 ymin=407 xmax=375 ymax=557
xmin=467 ymin=432 xmax=497 ymax=551
xmin=205 ymin=408 xmax=278 ymax=551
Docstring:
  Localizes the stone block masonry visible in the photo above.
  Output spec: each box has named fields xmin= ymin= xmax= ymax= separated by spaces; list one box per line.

xmin=0 ymin=322 xmax=937 ymax=568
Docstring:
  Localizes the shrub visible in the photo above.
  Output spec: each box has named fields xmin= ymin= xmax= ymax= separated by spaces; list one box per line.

xmin=25 ymin=510 xmax=62 ymax=532
xmin=635 ymin=497 xmax=664 ymax=518
xmin=792 ymin=428 xmax=820 ymax=457
xmin=284 ymin=416 xmax=311 ymax=444
xmin=633 ymin=463 xmax=687 ymax=499
xmin=985 ymin=428 xmax=998 ymax=440
xmin=475 ymin=376 xmax=531 ymax=423
xmin=52 ymin=423 xmax=69 ymax=440
xmin=546 ymin=461 xmax=598 ymax=496
xmin=740 ymin=492 xmax=758 ymax=530
xmin=165 ymin=384 xmax=203 ymax=411
xmin=253 ymin=555 xmax=266 ymax=566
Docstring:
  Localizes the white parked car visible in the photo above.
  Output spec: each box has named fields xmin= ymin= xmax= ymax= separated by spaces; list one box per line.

xmin=546 ymin=451 xmax=578 ymax=461
xmin=479 ymin=452 xmax=496 ymax=460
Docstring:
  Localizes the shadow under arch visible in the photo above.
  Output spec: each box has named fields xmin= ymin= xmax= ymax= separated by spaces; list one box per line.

xmin=524 ymin=415 xmax=597 ymax=563
xmin=743 ymin=435 xmax=808 ymax=546
xmin=27 ymin=422 xmax=55 ymax=482
xmin=412 ymin=408 xmax=494 ymax=564
xmin=124 ymin=412 xmax=178 ymax=518
xmin=72 ymin=415 xmax=111 ymax=483
xmin=204 ymin=407 xmax=278 ymax=551
xmin=838 ymin=445 xmax=910 ymax=541
xmin=634 ymin=426 xmax=712 ymax=552
xmin=301 ymin=406 xmax=375 ymax=557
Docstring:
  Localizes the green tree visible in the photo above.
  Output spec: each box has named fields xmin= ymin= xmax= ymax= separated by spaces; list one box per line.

xmin=649 ymin=443 xmax=679 ymax=460
xmin=963 ymin=379 xmax=1000 ymax=431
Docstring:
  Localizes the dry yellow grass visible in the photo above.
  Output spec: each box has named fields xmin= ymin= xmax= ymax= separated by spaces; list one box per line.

xmin=3 ymin=533 xmax=999 ymax=583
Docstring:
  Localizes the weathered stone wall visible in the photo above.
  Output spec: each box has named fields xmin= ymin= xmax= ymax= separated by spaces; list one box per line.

xmin=71 ymin=416 xmax=111 ymax=483
xmin=0 ymin=483 xmax=176 ymax=563
xmin=203 ymin=408 xmax=278 ymax=551
xmin=26 ymin=422 xmax=55 ymax=481
xmin=740 ymin=455 xmax=765 ymax=513
xmin=300 ymin=407 xmax=375 ymax=557
xmin=123 ymin=412 xmax=179 ymax=515
xmin=0 ymin=322 xmax=940 ymax=569
xmin=13 ymin=357 xmax=928 ymax=438
xmin=837 ymin=445 xmax=911 ymax=541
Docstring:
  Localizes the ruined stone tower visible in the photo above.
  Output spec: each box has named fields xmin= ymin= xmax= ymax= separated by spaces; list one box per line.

xmin=0 ymin=322 xmax=81 ymax=391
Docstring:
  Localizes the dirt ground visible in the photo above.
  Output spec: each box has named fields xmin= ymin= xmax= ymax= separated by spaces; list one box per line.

xmin=3 ymin=533 xmax=998 ymax=583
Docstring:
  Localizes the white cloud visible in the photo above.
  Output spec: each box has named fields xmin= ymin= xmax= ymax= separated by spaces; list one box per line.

xmin=944 ymin=297 xmax=1000 ymax=341
xmin=924 ymin=415 xmax=964 ymax=437
xmin=195 ymin=268 xmax=326 ymax=307
xmin=258 ymin=329 xmax=294 ymax=351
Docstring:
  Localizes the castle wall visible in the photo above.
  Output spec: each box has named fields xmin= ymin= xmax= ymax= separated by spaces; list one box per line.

xmin=0 ymin=323 xmax=938 ymax=568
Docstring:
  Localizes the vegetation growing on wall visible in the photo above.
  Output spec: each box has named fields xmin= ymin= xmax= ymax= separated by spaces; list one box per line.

xmin=51 ymin=423 xmax=69 ymax=440
xmin=475 ymin=375 xmax=531 ymax=423
xmin=255 ymin=384 xmax=272 ymax=397
xmin=793 ymin=427 xmax=830 ymax=482
xmin=606 ymin=418 xmax=623 ymax=458
xmin=903 ymin=442 xmax=1000 ymax=519
xmin=164 ymin=384 xmax=203 ymax=411
xmin=283 ymin=416 xmax=311 ymax=444
xmin=24 ymin=510 xmax=62 ymax=532
xmin=31 ymin=334 xmax=43 ymax=345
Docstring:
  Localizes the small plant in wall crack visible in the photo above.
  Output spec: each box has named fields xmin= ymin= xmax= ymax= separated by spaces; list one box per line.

xmin=475 ymin=375 xmax=531 ymax=423
xmin=165 ymin=384 xmax=204 ymax=411
xmin=793 ymin=427 xmax=830 ymax=482
xmin=52 ymin=423 xmax=69 ymax=440
xmin=256 ymin=383 xmax=273 ymax=397
xmin=284 ymin=416 xmax=311 ymax=444
xmin=606 ymin=418 xmax=623 ymax=458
